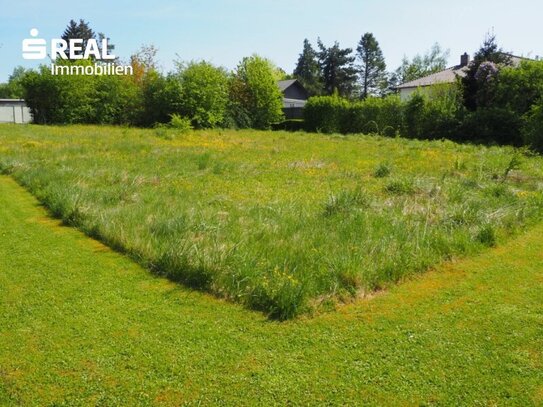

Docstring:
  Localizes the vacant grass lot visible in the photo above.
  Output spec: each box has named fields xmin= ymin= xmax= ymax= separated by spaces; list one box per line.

xmin=1 ymin=124 xmax=543 ymax=318
xmin=1 ymin=175 xmax=543 ymax=405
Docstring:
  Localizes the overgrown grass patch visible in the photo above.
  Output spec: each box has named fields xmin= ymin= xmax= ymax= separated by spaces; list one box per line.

xmin=1 ymin=124 xmax=543 ymax=319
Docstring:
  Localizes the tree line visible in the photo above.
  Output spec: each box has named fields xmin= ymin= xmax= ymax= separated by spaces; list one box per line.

xmin=303 ymin=34 xmax=543 ymax=152
xmin=292 ymin=35 xmax=449 ymax=98
xmin=1 ymin=21 xmax=542 ymax=151
xmin=0 ymin=20 xmax=448 ymax=129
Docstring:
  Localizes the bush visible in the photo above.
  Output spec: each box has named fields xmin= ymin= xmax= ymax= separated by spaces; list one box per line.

xmin=168 ymin=113 xmax=193 ymax=133
xmin=460 ymin=107 xmax=523 ymax=145
xmin=402 ymin=93 xmax=426 ymax=139
xmin=402 ymin=87 xmax=462 ymax=141
xmin=304 ymin=95 xmax=348 ymax=133
xmin=139 ymin=72 xmax=184 ymax=127
xmin=373 ymin=162 xmax=392 ymax=178
xmin=178 ymin=61 xmax=229 ymax=129
xmin=228 ymin=55 xmax=284 ymax=129
xmin=304 ymin=95 xmax=402 ymax=136
xmin=522 ymin=100 xmax=543 ymax=152
xmin=343 ymin=96 xmax=402 ymax=136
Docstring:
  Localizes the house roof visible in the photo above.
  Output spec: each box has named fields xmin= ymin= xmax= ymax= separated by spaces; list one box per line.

xmin=277 ymin=79 xmax=298 ymax=91
xmin=397 ymin=54 xmax=529 ymax=90
xmin=396 ymin=66 xmax=468 ymax=89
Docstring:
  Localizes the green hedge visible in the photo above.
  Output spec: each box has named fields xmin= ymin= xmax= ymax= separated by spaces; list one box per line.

xmin=303 ymin=96 xmax=349 ymax=133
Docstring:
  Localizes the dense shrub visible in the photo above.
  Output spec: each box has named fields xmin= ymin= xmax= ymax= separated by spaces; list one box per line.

xmin=522 ymin=100 xmax=543 ymax=152
xmin=402 ymin=94 xmax=426 ymax=139
xmin=304 ymin=95 xmax=401 ymax=135
xmin=460 ymin=107 xmax=523 ymax=145
xmin=23 ymin=61 xmax=143 ymax=125
xmin=495 ymin=61 xmax=543 ymax=116
xmin=303 ymin=96 xmax=348 ymax=133
xmin=228 ymin=55 xmax=284 ymax=129
xmin=139 ymin=72 xmax=183 ymax=127
xmin=343 ymin=96 xmax=402 ymax=135
xmin=178 ymin=61 xmax=229 ymax=129
xmin=402 ymin=86 xmax=462 ymax=141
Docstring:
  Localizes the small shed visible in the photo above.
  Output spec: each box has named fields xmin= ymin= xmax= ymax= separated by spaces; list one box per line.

xmin=0 ymin=99 xmax=32 ymax=124
xmin=277 ymin=80 xmax=309 ymax=119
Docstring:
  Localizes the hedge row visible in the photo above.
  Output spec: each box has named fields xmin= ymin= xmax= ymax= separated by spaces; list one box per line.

xmin=303 ymin=93 xmax=543 ymax=150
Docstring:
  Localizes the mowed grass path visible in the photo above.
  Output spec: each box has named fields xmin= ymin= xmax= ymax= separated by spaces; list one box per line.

xmin=1 ymin=175 xmax=542 ymax=405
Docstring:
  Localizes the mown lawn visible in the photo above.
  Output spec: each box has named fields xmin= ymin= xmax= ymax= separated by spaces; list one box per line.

xmin=1 ymin=124 xmax=543 ymax=318
xmin=1 ymin=175 xmax=542 ymax=405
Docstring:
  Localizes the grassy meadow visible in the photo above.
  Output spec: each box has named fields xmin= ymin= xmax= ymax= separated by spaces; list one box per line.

xmin=1 ymin=124 xmax=543 ymax=318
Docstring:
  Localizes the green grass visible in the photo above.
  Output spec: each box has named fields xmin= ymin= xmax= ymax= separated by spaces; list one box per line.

xmin=1 ymin=124 xmax=543 ymax=319
xmin=1 ymin=175 xmax=542 ymax=405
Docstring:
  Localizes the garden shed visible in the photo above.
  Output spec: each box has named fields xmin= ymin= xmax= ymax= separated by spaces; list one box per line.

xmin=0 ymin=99 xmax=32 ymax=124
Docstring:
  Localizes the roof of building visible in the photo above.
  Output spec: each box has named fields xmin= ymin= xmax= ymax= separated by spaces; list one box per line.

xmin=397 ymin=54 xmax=530 ymax=90
xmin=277 ymin=79 xmax=298 ymax=91
xmin=396 ymin=66 xmax=468 ymax=89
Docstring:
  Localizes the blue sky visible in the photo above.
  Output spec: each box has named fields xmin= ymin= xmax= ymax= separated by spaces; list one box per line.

xmin=0 ymin=0 xmax=542 ymax=82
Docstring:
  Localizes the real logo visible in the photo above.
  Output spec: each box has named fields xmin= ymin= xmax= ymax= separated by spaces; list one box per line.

xmin=22 ymin=28 xmax=132 ymax=76
xmin=22 ymin=28 xmax=116 ymax=60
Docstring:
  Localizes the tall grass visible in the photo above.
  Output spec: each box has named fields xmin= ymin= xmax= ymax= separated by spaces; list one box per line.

xmin=1 ymin=124 xmax=543 ymax=319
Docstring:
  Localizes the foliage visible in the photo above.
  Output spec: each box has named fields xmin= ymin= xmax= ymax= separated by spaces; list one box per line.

xmin=228 ymin=55 xmax=284 ymax=129
xmin=293 ymin=39 xmax=322 ymax=96
xmin=356 ymin=33 xmax=388 ymax=98
xmin=304 ymin=94 xmax=402 ymax=136
xmin=21 ymin=60 xmax=144 ymax=125
xmin=344 ymin=96 xmax=403 ymax=135
xmin=176 ymin=61 xmax=229 ymax=129
xmin=317 ymin=39 xmax=358 ymax=97
xmin=303 ymin=95 xmax=349 ymax=133
xmin=494 ymin=60 xmax=543 ymax=116
xmin=403 ymin=86 xmax=462 ymax=141
xmin=460 ymin=107 xmax=523 ymax=145
xmin=461 ymin=34 xmax=512 ymax=111
xmin=522 ymin=99 xmax=543 ymax=152
xmin=0 ymin=66 xmax=28 ymax=99
xmin=390 ymin=43 xmax=449 ymax=88
xmin=168 ymin=113 xmax=193 ymax=132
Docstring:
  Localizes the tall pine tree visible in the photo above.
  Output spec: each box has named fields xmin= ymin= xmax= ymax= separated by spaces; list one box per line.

xmin=356 ymin=33 xmax=387 ymax=98
xmin=293 ymin=39 xmax=322 ymax=96
xmin=61 ymin=19 xmax=96 ymax=59
xmin=317 ymin=39 xmax=357 ymax=98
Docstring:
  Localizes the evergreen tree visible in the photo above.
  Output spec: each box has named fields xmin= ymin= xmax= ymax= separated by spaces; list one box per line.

xmin=61 ymin=19 xmax=96 ymax=60
xmin=462 ymin=33 xmax=512 ymax=111
xmin=293 ymin=39 xmax=322 ymax=96
xmin=356 ymin=33 xmax=387 ymax=98
xmin=317 ymin=39 xmax=357 ymax=98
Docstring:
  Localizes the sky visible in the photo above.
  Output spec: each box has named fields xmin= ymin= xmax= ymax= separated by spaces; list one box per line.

xmin=0 ymin=0 xmax=542 ymax=82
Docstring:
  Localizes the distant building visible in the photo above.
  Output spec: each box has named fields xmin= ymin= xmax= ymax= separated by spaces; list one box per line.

xmin=277 ymin=79 xmax=309 ymax=119
xmin=396 ymin=53 xmax=528 ymax=101
xmin=0 ymin=99 xmax=32 ymax=124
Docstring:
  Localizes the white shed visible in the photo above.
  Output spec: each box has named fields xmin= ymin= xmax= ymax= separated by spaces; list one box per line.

xmin=0 ymin=99 xmax=32 ymax=124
